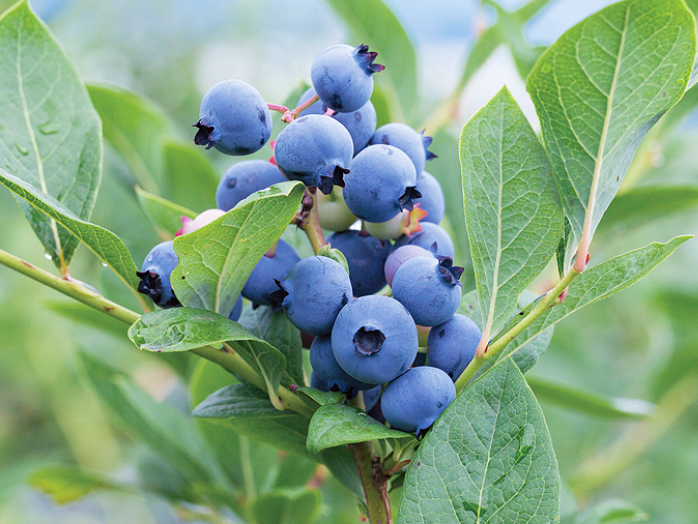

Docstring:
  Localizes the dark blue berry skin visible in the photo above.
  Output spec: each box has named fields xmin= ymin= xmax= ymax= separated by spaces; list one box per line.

xmin=242 ymin=240 xmax=301 ymax=306
xmin=427 ymin=314 xmax=480 ymax=380
xmin=370 ymin=123 xmax=435 ymax=175
xmin=381 ymin=366 xmax=456 ymax=434
xmin=274 ymin=115 xmax=353 ymax=195
xmin=310 ymin=372 xmax=332 ymax=392
xmin=310 ymin=335 xmax=373 ymax=396
xmin=394 ymin=222 xmax=455 ymax=259
xmin=228 ymin=295 xmax=243 ymax=322
xmin=194 ymin=80 xmax=272 ymax=156
xmin=326 ymin=230 xmax=390 ymax=297
xmin=311 ymin=44 xmax=384 ymax=113
xmin=384 ymin=245 xmax=433 ymax=287
xmin=137 ymin=241 xmax=180 ymax=308
xmin=216 ymin=160 xmax=287 ymax=211
xmin=392 ymin=256 xmax=462 ymax=326
xmin=343 ymin=144 xmax=418 ymax=223
xmin=275 ymin=256 xmax=352 ymax=336
xmin=363 ymin=385 xmax=382 ymax=412
xmin=298 ymin=87 xmax=377 ymax=156
xmin=332 ymin=295 xmax=418 ymax=385
xmin=412 ymin=352 xmax=427 ymax=367
xmin=413 ymin=171 xmax=445 ymax=224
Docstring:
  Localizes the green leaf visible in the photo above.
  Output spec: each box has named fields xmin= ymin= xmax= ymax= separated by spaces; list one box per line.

xmin=296 ymin=387 xmax=346 ymax=407
xmin=496 ymin=236 xmax=692 ymax=351
xmin=30 ymin=466 xmax=131 ymax=504
xmin=398 ymin=358 xmax=560 ymax=524
xmin=136 ymin=186 xmax=196 ymax=238
xmin=239 ymin=304 xmax=305 ymax=386
xmin=192 ymin=384 xmax=289 ymax=419
xmin=128 ymin=307 xmax=287 ymax=400
xmin=322 ymin=0 xmax=417 ymax=122
xmin=76 ymin=349 xmax=229 ymax=487
xmin=307 ymin=403 xmax=414 ymax=454
xmin=0 ymin=169 xmax=142 ymax=295
xmin=561 ymin=499 xmax=649 ymax=524
xmin=171 ymin=181 xmax=305 ymax=318
xmin=87 ymin=82 xmax=171 ymax=193
xmin=0 ymin=1 xmax=102 ymax=270
xmin=526 ymin=0 xmax=696 ymax=247
xmin=317 ymin=244 xmax=350 ymax=274
xmin=461 ymin=87 xmax=563 ymax=339
xmin=597 ymin=185 xmax=698 ymax=236
xmin=527 ymin=376 xmax=655 ymax=419
xmin=163 ymin=138 xmax=220 ymax=211
xmin=249 ymin=488 xmax=322 ymax=524
xmin=556 ymin=218 xmax=573 ymax=277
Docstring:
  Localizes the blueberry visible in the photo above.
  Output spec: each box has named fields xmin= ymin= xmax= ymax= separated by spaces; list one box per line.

xmin=216 ymin=160 xmax=287 ymax=211
xmin=384 ymin=245 xmax=434 ymax=287
xmin=317 ymin=186 xmax=358 ymax=232
xmin=370 ymin=123 xmax=436 ymax=175
xmin=326 ymin=230 xmax=391 ymax=296
xmin=394 ymin=222 xmax=455 ymax=259
xmin=242 ymin=240 xmax=301 ymax=306
xmin=137 ymin=241 xmax=181 ymax=308
xmin=310 ymin=334 xmax=372 ymax=396
xmin=332 ymin=295 xmax=418 ymax=385
xmin=311 ymin=44 xmax=384 ymax=113
xmin=297 ymin=87 xmax=377 ymax=156
xmin=381 ymin=366 xmax=456 ymax=434
xmin=194 ymin=80 xmax=272 ymax=156
xmin=274 ymin=115 xmax=353 ymax=195
xmin=272 ymin=256 xmax=352 ymax=336
xmin=343 ymin=144 xmax=419 ymax=223
xmin=310 ymin=371 xmax=332 ymax=392
xmin=228 ymin=294 xmax=243 ymax=322
xmin=413 ymin=171 xmax=445 ymax=224
xmin=427 ymin=314 xmax=480 ymax=381
xmin=392 ymin=256 xmax=463 ymax=326
xmin=362 ymin=385 xmax=382 ymax=412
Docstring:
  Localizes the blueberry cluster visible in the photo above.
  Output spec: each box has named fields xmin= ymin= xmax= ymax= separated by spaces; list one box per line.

xmin=137 ymin=43 xmax=482 ymax=436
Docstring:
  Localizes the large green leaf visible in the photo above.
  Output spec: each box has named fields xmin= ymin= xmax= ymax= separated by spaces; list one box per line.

xmin=560 ymin=499 xmax=649 ymax=524
xmin=461 ymin=87 xmax=563 ymax=340
xmin=527 ymin=376 xmax=655 ymax=419
xmin=398 ymin=358 xmax=560 ymax=524
xmin=77 ymin=349 xmax=229 ymax=487
xmin=136 ymin=186 xmax=196 ymax=238
xmin=171 ymin=181 xmax=304 ymax=318
xmin=163 ymin=138 xmax=219 ymax=211
xmin=30 ymin=466 xmax=131 ymax=504
xmin=322 ymin=0 xmax=417 ymax=122
xmin=87 ymin=82 xmax=171 ymax=193
xmin=306 ymin=403 xmax=414 ymax=454
xmin=0 ymin=169 xmax=142 ymax=295
xmin=240 ymin=304 xmax=305 ymax=386
xmin=129 ymin=307 xmax=287 ymax=400
xmin=192 ymin=383 xmax=289 ymax=419
xmin=526 ymin=0 xmax=696 ymax=247
xmin=494 ymin=236 xmax=692 ymax=353
xmin=0 ymin=1 xmax=102 ymax=271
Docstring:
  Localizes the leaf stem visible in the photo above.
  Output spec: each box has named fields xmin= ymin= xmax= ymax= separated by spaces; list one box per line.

xmin=349 ymin=440 xmax=393 ymax=524
xmin=0 ymin=247 xmax=314 ymax=418
xmin=455 ymin=267 xmax=580 ymax=393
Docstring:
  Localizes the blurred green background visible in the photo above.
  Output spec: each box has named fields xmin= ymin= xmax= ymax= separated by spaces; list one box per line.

xmin=0 ymin=0 xmax=697 ymax=522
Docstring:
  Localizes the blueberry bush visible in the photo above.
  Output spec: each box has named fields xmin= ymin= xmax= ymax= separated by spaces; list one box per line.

xmin=1 ymin=0 xmax=697 ymax=523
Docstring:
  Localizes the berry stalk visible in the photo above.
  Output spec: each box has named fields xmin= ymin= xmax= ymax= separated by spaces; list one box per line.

xmin=295 ymin=189 xmax=327 ymax=255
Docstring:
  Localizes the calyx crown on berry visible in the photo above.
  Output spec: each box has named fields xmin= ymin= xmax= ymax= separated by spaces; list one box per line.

xmin=420 ymin=130 xmax=438 ymax=161
xmin=136 ymin=270 xmax=181 ymax=308
xmin=398 ymin=186 xmax=422 ymax=212
xmin=355 ymin=44 xmax=385 ymax=74
xmin=437 ymin=256 xmax=464 ymax=286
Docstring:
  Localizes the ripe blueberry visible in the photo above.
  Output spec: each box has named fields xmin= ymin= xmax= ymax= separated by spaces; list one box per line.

xmin=310 ymin=334 xmax=372 ymax=396
xmin=326 ymin=230 xmax=391 ymax=296
xmin=370 ymin=123 xmax=436 ymax=175
xmin=384 ymin=245 xmax=433 ymax=287
xmin=392 ymin=256 xmax=463 ymax=326
xmin=271 ymin=256 xmax=352 ymax=336
xmin=381 ymin=366 xmax=456 ymax=434
xmin=394 ymin=222 xmax=455 ymax=259
xmin=311 ymin=44 xmax=384 ymax=113
xmin=274 ymin=115 xmax=353 ymax=195
xmin=413 ymin=171 xmax=445 ymax=224
xmin=427 ymin=314 xmax=480 ymax=380
xmin=194 ymin=80 xmax=272 ymax=155
xmin=137 ymin=241 xmax=181 ymax=308
xmin=332 ymin=295 xmax=418 ymax=385
xmin=242 ymin=240 xmax=301 ymax=306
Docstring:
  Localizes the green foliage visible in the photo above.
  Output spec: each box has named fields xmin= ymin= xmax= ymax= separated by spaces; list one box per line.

xmin=398 ymin=358 xmax=560 ymax=524
xmin=30 ymin=466 xmax=131 ymax=504
xmin=0 ymin=1 xmax=102 ymax=271
xmin=135 ymin=186 xmax=196 ymax=237
xmin=527 ymin=0 xmax=696 ymax=247
xmin=250 ymin=488 xmax=322 ymax=524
